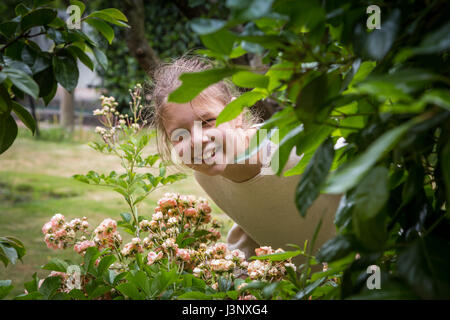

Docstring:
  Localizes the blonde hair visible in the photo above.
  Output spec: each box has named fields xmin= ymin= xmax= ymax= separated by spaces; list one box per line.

xmin=145 ymin=55 xmax=262 ymax=170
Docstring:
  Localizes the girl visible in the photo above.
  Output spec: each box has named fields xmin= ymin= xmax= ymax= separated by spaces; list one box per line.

xmin=149 ymin=56 xmax=341 ymax=265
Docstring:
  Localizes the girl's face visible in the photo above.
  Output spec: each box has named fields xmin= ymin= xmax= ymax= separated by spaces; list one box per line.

xmin=162 ymin=98 xmax=245 ymax=176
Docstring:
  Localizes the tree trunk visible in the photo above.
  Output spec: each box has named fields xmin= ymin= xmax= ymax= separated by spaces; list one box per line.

xmin=61 ymin=87 xmax=75 ymax=131
xmin=28 ymin=95 xmax=40 ymax=137
xmin=123 ymin=0 xmax=160 ymax=76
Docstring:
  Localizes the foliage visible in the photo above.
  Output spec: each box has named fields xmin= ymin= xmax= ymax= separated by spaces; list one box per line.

xmin=168 ymin=0 xmax=450 ymax=299
xmin=86 ymin=0 xmax=217 ymax=111
xmin=9 ymin=86 xmax=324 ymax=300
xmin=0 ymin=0 xmax=128 ymax=155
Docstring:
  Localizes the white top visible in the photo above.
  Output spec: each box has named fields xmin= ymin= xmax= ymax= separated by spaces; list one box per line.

xmin=193 ymin=124 xmax=342 ymax=265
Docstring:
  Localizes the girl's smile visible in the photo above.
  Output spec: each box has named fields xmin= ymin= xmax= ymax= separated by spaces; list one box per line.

xmin=162 ymin=99 xmax=263 ymax=182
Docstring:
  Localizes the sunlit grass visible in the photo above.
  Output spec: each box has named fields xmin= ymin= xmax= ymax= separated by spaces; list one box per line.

xmin=0 ymin=126 xmax=233 ymax=298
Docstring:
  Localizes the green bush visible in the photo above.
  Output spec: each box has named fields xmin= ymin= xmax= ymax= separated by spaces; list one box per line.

xmin=169 ymin=0 xmax=450 ymax=299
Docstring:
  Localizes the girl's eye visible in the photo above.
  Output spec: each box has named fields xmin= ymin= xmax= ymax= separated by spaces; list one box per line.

xmin=202 ymin=118 xmax=216 ymax=126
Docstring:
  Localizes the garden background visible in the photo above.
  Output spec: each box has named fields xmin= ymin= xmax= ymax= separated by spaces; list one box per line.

xmin=0 ymin=0 xmax=449 ymax=300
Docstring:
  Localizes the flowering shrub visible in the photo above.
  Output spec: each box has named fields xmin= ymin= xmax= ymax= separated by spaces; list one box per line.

xmin=29 ymin=192 xmax=302 ymax=300
xmin=13 ymin=85 xmax=340 ymax=300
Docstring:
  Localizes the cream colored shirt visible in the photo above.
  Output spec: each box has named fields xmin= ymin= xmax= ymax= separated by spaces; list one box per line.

xmin=194 ymin=131 xmax=341 ymax=265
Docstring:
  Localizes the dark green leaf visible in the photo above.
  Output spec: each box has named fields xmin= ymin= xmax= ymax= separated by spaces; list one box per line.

xmin=397 ymin=237 xmax=450 ymax=299
xmin=324 ymin=119 xmax=417 ymax=193
xmin=41 ymin=258 xmax=68 ymax=272
xmin=295 ymin=137 xmax=334 ymax=217
xmin=97 ymin=255 xmax=116 ymax=277
xmin=0 ymin=114 xmax=18 ymax=155
xmin=316 ymin=234 xmax=354 ymax=263
xmin=116 ymin=282 xmax=142 ymax=300
xmin=67 ymin=46 xmax=94 ymax=71
xmin=52 ymin=53 xmax=79 ymax=92
xmin=352 ymin=167 xmax=389 ymax=251
xmin=91 ymin=46 xmax=108 ymax=70
xmin=11 ymin=101 xmax=35 ymax=134
xmin=21 ymin=8 xmax=57 ymax=31
xmin=2 ymin=67 xmax=39 ymax=98
xmin=353 ymin=9 xmax=400 ymax=60
xmin=38 ymin=276 xmax=61 ymax=299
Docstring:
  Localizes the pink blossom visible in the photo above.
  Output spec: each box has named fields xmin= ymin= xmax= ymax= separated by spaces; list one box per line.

xmin=74 ymin=240 xmax=95 ymax=255
xmin=50 ymin=213 xmax=65 ymax=228
xmin=147 ymin=251 xmax=163 ymax=265
xmin=184 ymin=208 xmax=198 ymax=218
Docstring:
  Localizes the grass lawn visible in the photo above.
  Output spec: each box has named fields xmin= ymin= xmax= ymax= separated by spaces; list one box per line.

xmin=0 ymin=126 xmax=233 ymax=298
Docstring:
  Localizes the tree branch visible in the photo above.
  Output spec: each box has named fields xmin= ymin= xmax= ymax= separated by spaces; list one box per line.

xmin=123 ymin=0 xmax=160 ymax=76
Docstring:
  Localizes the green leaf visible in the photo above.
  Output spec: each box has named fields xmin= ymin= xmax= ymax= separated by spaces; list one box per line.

xmin=70 ymin=0 xmax=86 ymax=15
xmin=2 ymin=67 xmax=39 ymax=99
xmin=24 ymin=273 xmax=39 ymax=293
xmin=15 ymin=3 xmax=30 ymax=16
xmin=38 ymin=276 xmax=61 ymax=299
xmin=11 ymin=101 xmax=35 ymax=134
xmin=0 ymin=114 xmax=18 ymax=155
xmin=116 ymin=282 xmax=142 ymax=300
xmin=21 ymin=8 xmax=57 ymax=31
xmin=295 ymin=137 xmax=335 ymax=217
xmin=352 ymin=167 xmax=389 ymax=251
xmin=120 ymin=212 xmax=132 ymax=224
xmin=200 ymin=29 xmax=236 ymax=55
xmin=324 ymin=119 xmax=418 ymax=193
xmin=0 ymin=280 xmax=14 ymax=299
xmin=354 ymin=9 xmax=399 ymax=61
xmin=284 ymin=124 xmax=335 ymax=177
xmin=249 ymin=250 xmax=301 ymax=261
xmin=316 ymin=234 xmax=355 ymax=263
xmin=87 ymin=12 xmax=130 ymax=28
xmin=294 ymin=278 xmax=325 ymax=300
xmin=52 ymin=53 xmax=79 ymax=92
xmin=177 ymin=291 xmax=212 ymax=300
xmin=97 ymin=255 xmax=116 ymax=277
xmin=216 ymin=90 xmax=266 ymax=125
xmin=68 ymin=288 xmax=87 ymax=300
xmin=96 ymin=8 xmax=128 ymax=22
xmin=232 ymin=71 xmax=269 ymax=88
xmin=67 ymin=46 xmax=94 ymax=71
xmin=295 ymin=71 xmax=341 ymax=122
xmin=83 ymin=247 xmax=101 ymax=275
xmin=190 ymin=18 xmax=226 ymax=35
xmin=91 ymin=46 xmax=108 ymax=70
xmin=168 ymin=68 xmax=238 ymax=103
xmin=14 ymin=291 xmax=43 ymax=300
xmin=266 ymin=61 xmax=294 ymax=92
xmin=41 ymin=258 xmax=69 ymax=272
xmin=347 ymin=61 xmax=376 ymax=88
xmin=85 ymin=18 xmax=114 ymax=44
xmin=397 ymin=236 xmax=450 ymax=299
xmin=89 ymin=285 xmax=111 ymax=299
